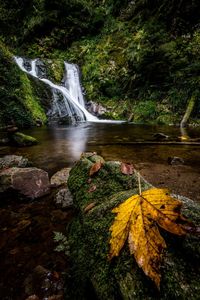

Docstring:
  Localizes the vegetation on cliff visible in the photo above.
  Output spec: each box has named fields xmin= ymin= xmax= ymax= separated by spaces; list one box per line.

xmin=0 ymin=42 xmax=48 ymax=127
xmin=0 ymin=0 xmax=200 ymax=125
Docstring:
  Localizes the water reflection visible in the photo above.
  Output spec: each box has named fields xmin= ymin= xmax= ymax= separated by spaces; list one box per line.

xmin=52 ymin=124 xmax=89 ymax=161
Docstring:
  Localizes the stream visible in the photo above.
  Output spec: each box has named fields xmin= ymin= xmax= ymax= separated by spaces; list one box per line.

xmin=1 ymin=122 xmax=200 ymax=174
xmin=0 ymin=122 xmax=200 ymax=300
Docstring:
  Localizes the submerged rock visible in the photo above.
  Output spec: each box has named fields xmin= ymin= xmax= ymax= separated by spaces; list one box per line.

xmin=0 ymin=155 xmax=30 ymax=169
xmin=168 ymin=156 xmax=185 ymax=165
xmin=153 ymin=132 xmax=169 ymax=140
xmin=0 ymin=167 xmax=50 ymax=199
xmin=10 ymin=132 xmax=38 ymax=147
xmin=67 ymin=153 xmax=200 ymax=300
xmin=50 ymin=168 xmax=71 ymax=187
xmin=24 ymin=265 xmax=64 ymax=299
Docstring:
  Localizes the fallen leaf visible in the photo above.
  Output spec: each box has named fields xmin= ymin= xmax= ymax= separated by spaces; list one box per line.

xmin=109 ymin=187 xmax=193 ymax=288
xmin=88 ymin=185 xmax=97 ymax=193
xmin=9 ymin=248 xmax=19 ymax=255
xmin=87 ymin=178 xmax=92 ymax=184
xmin=53 ymin=271 xmax=60 ymax=279
xmin=84 ymin=202 xmax=96 ymax=213
xmin=120 ymin=163 xmax=134 ymax=175
xmin=89 ymin=162 xmax=102 ymax=177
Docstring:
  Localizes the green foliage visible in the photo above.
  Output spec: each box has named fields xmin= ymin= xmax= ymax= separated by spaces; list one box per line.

xmin=0 ymin=0 xmax=200 ymax=124
xmin=0 ymin=41 xmax=47 ymax=127
xmin=53 ymin=231 xmax=70 ymax=256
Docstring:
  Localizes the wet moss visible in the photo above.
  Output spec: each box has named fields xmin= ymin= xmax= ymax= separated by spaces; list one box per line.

xmin=10 ymin=132 xmax=38 ymax=146
xmin=0 ymin=41 xmax=47 ymax=127
xmin=43 ymin=59 xmax=65 ymax=84
xmin=18 ymin=72 xmax=47 ymax=124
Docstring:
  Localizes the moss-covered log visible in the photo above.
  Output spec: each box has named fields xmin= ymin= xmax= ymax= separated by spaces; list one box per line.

xmin=67 ymin=153 xmax=200 ymax=300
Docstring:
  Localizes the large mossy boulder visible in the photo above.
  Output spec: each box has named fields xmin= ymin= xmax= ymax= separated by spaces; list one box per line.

xmin=67 ymin=153 xmax=200 ymax=300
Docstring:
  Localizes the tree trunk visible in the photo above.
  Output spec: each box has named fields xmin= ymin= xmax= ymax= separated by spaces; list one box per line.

xmin=180 ymin=95 xmax=196 ymax=128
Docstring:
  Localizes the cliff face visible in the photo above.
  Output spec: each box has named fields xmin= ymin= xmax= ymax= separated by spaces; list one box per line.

xmin=0 ymin=0 xmax=200 ymax=126
xmin=0 ymin=42 xmax=51 ymax=128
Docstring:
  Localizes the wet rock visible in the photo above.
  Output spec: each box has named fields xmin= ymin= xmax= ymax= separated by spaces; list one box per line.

xmin=51 ymin=209 xmax=70 ymax=222
xmin=153 ymin=132 xmax=169 ymax=140
xmin=47 ymin=295 xmax=63 ymax=300
xmin=67 ymin=153 xmax=200 ymax=300
xmin=25 ymin=295 xmax=40 ymax=300
xmin=57 ymin=116 xmax=77 ymax=125
xmin=24 ymin=265 xmax=64 ymax=299
xmin=10 ymin=132 xmax=38 ymax=147
xmin=86 ymin=101 xmax=107 ymax=116
xmin=6 ymin=125 xmax=18 ymax=133
xmin=0 ymin=167 xmax=50 ymax=199
xmin=168 ymin=156 xmax=185 ymax=165
xmin=50 ymin=168 xmax=71 ymax=187
xmin=54 ymin=188 xmax=73 ymax=209
xmin=0 ymin=137 xmax=9 ymax=145
xmin=0 ymin=155 xmax=30 ymax=169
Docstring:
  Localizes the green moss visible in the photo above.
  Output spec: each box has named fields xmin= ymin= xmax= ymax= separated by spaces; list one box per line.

xmin=18 ymin=72 xmax=47 ymax=123
xmin=0 ymin=41 xmax=47 ymax=128
xmin=44 ymin=59 xmax=65 ymax=83
xmin=10 ymin=132 xmax=38 ymax=146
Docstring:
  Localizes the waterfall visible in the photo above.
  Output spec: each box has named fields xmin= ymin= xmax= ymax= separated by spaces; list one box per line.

xmin=14 ymin=57 xmax=98 ymax=123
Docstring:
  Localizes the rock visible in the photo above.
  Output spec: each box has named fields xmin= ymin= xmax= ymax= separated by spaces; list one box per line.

xmin=86 ymin=101 xmax=107 ymax=116
xmin=0 ymin=155 xmax=30 ymax=169
xmin=0 ymin=167 xmax=50 ymax=199
xmin=6 ymin=125 xmax=18 ymax=133
xmin=10 ymin=132 xmax=38 ymax=147
xmin=24 ymin=265 xmax=64 ymax=299
xmin=54 ymin=188 xmax=73 ymax=209
xmin=0 ymin=137 xmax=9 ymax=145
xmin=153 ymin=132 xmax=169 ymax=140
xmin=66 ymin=153 xmax=200 ymax=300
xmin=50 ymin=168 xmax=71 ymax=187
xmin=168 ymin=156 xmax=185 ymax=165
xmin=25 ymin=295 xmax=39 ymax=300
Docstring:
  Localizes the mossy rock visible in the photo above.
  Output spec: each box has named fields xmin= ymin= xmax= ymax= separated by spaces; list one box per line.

xmin=10 ymin=132 xmax=38 ymax=147
xmin=67 ymin=153 xmax=200 ymax=300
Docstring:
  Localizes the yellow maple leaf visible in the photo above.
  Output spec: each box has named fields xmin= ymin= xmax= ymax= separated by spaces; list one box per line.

xmin=108 ymin=187 xmax=192 ymax=288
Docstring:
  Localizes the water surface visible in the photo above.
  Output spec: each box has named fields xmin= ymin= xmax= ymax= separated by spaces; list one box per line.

xmin=1 ymin=122 xmax=200 ymax=175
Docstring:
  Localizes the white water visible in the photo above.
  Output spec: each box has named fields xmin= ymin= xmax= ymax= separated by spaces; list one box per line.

xmin=14 ymin=57 xmax=98 ymax=122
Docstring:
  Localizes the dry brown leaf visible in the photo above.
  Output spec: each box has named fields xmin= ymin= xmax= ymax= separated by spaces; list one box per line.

xmin=120 ymin=162 xmax=134 ymax=175
xmin=84 ymin=202 xmax=96 ymax=213
xmin=109 ymin=187 xmax=193 ymax=288
xmin=87 ymin=178 xmax=92 ymax=184
xmin=89 ymin=162 xmax=102 ymax=177
xmin=88 ymin=185 xmax=97 ymax=193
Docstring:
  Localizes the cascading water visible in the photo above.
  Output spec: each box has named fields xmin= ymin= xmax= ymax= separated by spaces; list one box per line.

xmin=14 ymin=57 xmax=98 ymax=123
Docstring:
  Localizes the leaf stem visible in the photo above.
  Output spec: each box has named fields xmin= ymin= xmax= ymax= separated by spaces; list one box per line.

xmin=138 ymin=172 xmax=141 ymax=195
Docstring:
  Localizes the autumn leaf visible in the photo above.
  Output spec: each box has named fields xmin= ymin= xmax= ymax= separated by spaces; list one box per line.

xmin=88 ymin=185 xmax=97 ymax=193
xmin=121 ymin=162 xmax=134 ymax=175
xmin=84 ymin=202 xmax=96 ymax=214
xmin=109 ymin=187 xmax=193 ymax=288
xmin=89 ymin=162 xmax=102 ymax=177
